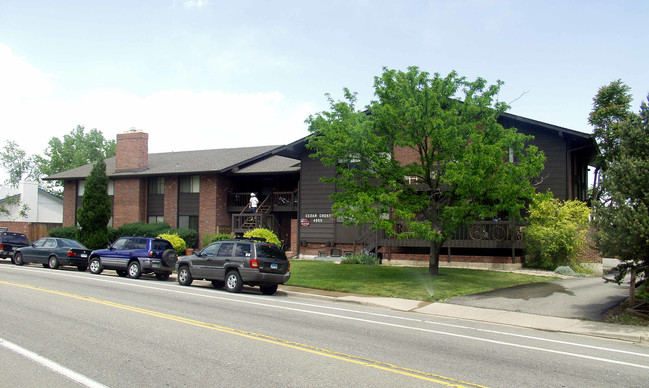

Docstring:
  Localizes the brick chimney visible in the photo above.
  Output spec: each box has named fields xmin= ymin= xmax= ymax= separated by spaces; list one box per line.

xmin=116 ymin=129 xmax=148 ymax=172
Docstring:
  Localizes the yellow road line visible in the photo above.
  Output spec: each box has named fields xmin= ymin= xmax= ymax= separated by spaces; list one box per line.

xmin=1 ymin=280 xmax=488 ymax=387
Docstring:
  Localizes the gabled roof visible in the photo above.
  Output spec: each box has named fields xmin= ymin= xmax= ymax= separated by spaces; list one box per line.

xmin=44 ymin=145 xmax=295 ymax=180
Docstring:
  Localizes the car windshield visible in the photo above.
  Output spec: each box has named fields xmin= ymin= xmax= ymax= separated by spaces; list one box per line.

xmin=256 ymin=244 xmax=287 ymax=260
xmin=3 ymin=233 xmax=28 ymax=244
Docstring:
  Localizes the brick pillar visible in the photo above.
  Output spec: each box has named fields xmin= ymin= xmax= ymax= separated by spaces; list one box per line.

xmin=199 ymin=174 xmax=217 ymax=240
xmin=164 ymin=177 xmax=178 ymax=228
xmin=116 ymin=130 xmax=148 ymax=172
xmin=63 ymin=181 xmax=77 ymax=226
xmin=113 ymin=178 xmax=146 ymax=227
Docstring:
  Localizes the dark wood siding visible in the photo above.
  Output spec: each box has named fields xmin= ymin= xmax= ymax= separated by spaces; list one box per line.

xmin=298 ymin=156 xmax=335 ymax=243
xmin=147 ymin=194 xmax=164 ymax=216
xmin=178 ymin=193 xmax=199 ymax=215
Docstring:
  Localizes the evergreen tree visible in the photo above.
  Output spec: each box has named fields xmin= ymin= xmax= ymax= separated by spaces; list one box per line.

xmin=77 ymin=159 xmax=112 ymax=249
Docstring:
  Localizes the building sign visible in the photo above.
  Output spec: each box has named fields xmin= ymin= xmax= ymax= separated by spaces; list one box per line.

xmin=302 ymin=213 xmax=332 ymax=225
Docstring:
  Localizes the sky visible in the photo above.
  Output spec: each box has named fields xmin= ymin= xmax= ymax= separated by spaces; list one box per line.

xmin=0 ymin=0 xmax=647 ymax=166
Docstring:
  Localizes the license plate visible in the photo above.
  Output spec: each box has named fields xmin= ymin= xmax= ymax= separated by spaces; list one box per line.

xmin=153 ymin=262 xmax=161 ymax=268
xmin=81 ymin=254 xmax=87 ymax=258
xmin=271 ymin=263 xmax=278 ymax=269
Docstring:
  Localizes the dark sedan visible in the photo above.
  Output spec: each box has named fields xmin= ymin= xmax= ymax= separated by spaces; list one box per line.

xmin=13 ymin=237 xmax=91 ymax=271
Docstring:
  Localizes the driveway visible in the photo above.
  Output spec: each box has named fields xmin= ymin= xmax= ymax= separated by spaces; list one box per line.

xmin=446 ymin=276 xmax=630 ymax=321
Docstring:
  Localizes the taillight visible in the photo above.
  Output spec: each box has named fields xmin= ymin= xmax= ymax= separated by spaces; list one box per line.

xmin=149 ymin=251 xmax=154 ymax=257
xmin=0 ymin=244 xmax=4 ymax=250
xmin=249 ymin=258 xmax=258 ymax=268
xmin=288 ymin=261 xmax=290 ymax=270
xmin=67 ymin=250 xmax=77 ymax=257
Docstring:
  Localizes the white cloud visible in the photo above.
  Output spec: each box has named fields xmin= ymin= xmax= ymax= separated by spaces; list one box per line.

xmin=178 ymin=0 xmax=209 ymax=9
xmin=0 ymin=43 xmax=53 ymax=102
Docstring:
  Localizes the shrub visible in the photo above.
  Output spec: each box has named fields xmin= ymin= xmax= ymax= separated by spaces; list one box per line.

xmin=49 ymin=226 xmax=79 ymax=240
xmin=554 ymin=266 xmax=585 ymax=277
xmin=158 ymin=233 xmax=186 ymax=255
xmin=167 ymin=228 xmax=198 ymax=249
xmin=243 ymin=228 xmax=281 ymax=246
xmin=202 ymin=232 xmax=233 ymax=246
xmin=525 ymin=195 xmax=590 ymax=271
xmin=340 ymin=254 xmax=378 ymax=265
xmin=82 ymin=230 xmax=111 ymax=250
xmin=116 ymin=222 xmax=170 ymax=238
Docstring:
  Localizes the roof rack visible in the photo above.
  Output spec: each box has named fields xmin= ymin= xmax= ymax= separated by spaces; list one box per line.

xmin=234 ymin=236 xmax=267 ymax=242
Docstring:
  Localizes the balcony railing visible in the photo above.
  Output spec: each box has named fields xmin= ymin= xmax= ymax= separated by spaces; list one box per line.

xmin=227 ymin=191 xmax=297 ymax=213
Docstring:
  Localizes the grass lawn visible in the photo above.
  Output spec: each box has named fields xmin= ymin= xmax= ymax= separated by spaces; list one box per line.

xmin=286 ymin=260 xmax=559 ymax=302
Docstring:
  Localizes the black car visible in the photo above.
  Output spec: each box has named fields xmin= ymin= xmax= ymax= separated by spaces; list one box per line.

xmin=88 ymin=237 xmax=178 ymax=280
xmin=0 ymin=231 xmax=30 ymax=260
xmin=176 ymin=237 xmax=290 ymax=295
xmin=13 ymin=237 xmax=91 ymax=271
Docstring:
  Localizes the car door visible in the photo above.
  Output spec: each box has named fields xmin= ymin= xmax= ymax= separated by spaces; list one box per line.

xmin=191 ymin=243 xmax=218 ymax=278
xmin=102 ymin=238 xmax=131 ymax=269
xmin=22 ymin=238 xmax=46 ymax=263
xmin=38 ymin=238 xmax=58 ymax=263
xmin=211 ymin=242 xmax=235 ymax=279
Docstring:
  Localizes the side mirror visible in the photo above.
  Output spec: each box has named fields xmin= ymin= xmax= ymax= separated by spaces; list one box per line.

xmin=194 ymin=250 xmax=202 ymax=257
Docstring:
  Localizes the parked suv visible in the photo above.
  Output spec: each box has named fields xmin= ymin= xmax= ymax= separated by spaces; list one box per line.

xmin=0 ymin=230 xmax=30 ymax=261
xmin=88 ymin=237 xmax=178 ymax=280
xmin=176 ymin=237 xmax=290 ymax=295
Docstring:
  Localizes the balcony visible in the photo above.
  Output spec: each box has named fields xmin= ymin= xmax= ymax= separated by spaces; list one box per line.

xmin=227 ymin=191 xmax=297 ymax=213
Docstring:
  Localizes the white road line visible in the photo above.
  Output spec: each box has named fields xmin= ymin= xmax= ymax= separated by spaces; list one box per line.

xmin=0 ymin=337 xmax=109 ymax=388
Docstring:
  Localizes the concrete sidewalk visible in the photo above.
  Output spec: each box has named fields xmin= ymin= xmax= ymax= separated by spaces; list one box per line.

xmin=279 ymin=285 xmax=649 ymax=344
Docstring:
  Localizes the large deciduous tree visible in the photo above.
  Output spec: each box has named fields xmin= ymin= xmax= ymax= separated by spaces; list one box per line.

xmin=77 ymin=159 xmax=112 ymax=249
xmin=37 ymin=125 xmax=116 ymax=192
xmin=0 ymin=141 xmax=39 ymax=188
xmin=591 ymin=80 xmax=649 ymax=284
xmin=306 ymin=67 xmax=545 ymax=275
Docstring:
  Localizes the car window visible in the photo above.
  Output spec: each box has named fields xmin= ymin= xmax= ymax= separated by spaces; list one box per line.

xmin=152 ymin=240 xmax=171 ymax=251
xmin=33 ymin=238 xmax=47 ymax=248
xmin=134 ymin=238 xmax=148 ymax=250
xmin=256 ymin=244 xmax=287 ymax=260
xmin=43 ymin=239 xmax=57 ymax=249
xmin=234 ymin=243 xmax=251 ymax=257
xmin=112 ymin=238 xmax=129 ymax=250
xmin=3 ymin=232 xmax=29 ymax=244
xmin=60 ymin=239 xmax=85 ymax=249
xmin=216 ymin=243 xmax=234 ymax=257
xmin=201 ymin=243 xmax=218 ymax=256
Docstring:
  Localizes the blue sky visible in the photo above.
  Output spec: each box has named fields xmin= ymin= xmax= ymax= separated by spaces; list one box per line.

xmin=0 ymin=0 xmax=647 ymax=159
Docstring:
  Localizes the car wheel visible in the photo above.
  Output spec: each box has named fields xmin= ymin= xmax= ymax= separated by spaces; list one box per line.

xmin=127 ymin=261 xmax=142 ymax=279
xmin=177 ymin=266 xmax=193 ymax=286
xmin=89 ymin=257 xmax=102 ymax=274
xmin=162 ymin=249 xmax=178 ymax=267
xmin=116 ymin=270 xmax=128 ymax=277
xmin=211 ymin=280 xmax=225 ymax=289
xmin=48 ymin=256 xmax=60 ymax=269
xmin=77 ymin=265 xmax=87 ymax=272
xmin=260 ymin=284 xmax=278 ymax=295
xmin=13 ymin=252 xmax=24 ymax=266
xmin=224 ymin=270 xmax=243 ymax=293
xmin=155 ymin=272 xmax=170 ymax=281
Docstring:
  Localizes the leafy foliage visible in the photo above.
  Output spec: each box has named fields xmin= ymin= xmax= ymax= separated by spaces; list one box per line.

xmin=0 ymin=141 xmax=39 ymax=188
xmin=168 ymin=228 xmax=198 ymax=249
xmin=525 ymin=196 xmax=590 ymax=270
xmin=202 ymin=232 xmax=234 ymax=246
xmin=115 ymin=222 xmax=171 ymax=238
xmin=243 ymin=228 xmax=281 ymax=246
xmin=591 ymin=81 xmax=649 ymax=285
xmin=340 ymin=254 xmax=379 ymax=265
xmin=36 ymin=125 xmax=116 ymax=192
xmin=49 ymin=226 xmax=79 ymax=240
xmin=306 ymin=67 xmax=545 ymax=275
xmin=77 ymin=159 xmax=112 ymax=249
xmin=158 ymin=233 xmax=187 ymax=255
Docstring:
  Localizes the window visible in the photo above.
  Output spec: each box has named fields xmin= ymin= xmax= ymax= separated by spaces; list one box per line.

xmin=107 ymin=180 xmax=114 ymax=195
xmin=216 ymin=243 xmax=234 ymax=257
xmin=111 ymin=238 xmax=130 ymax=250
xmin=77 ymin=181 xmax=85 ymax=196
xmin=234 ymin=243 xmax=251 ymax=257
xmin=33 ymin=238 xmax=47 ymax=248
xmin=179 ymin=175 xmax=200 ymax=193
xmin=148 ymin=216 xmax=164 ymax=224
xmin=201 ymin=243 xmax=219 ymax=256
xmin=178 ymin=215 xmax=198 ymax=231
xmin=43 ymin=239 xmax=57 ymax=249
xmin=148 ymin=177 xmax=165 ymax=194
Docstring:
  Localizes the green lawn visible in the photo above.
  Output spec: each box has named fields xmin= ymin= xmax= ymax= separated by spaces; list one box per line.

xmin=286 ymin=260 xmax=559 ymax=302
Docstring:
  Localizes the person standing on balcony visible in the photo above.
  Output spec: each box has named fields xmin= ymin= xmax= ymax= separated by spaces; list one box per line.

xmin=249 ymin=193 xmax=259 ymax=213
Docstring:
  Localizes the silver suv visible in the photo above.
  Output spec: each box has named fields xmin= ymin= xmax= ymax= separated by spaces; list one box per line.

xmin=176 ymin=237 xmax=290 ymax=295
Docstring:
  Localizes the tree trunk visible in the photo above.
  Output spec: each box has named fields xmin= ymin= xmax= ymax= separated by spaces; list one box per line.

xmin=428 ymin=239 xmax=442 ymax=276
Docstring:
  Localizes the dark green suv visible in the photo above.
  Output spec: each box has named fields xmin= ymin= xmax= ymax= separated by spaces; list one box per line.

xmin=176 ymin=237 xmax=290 ymax=295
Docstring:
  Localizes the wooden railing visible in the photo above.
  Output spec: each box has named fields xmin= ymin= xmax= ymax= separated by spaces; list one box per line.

xmin=227 ymin=191 xmax=297 ymax=212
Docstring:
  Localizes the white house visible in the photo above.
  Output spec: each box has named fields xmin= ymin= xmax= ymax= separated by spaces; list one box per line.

xmin=0 ymin=180 xmax=63 ymax=223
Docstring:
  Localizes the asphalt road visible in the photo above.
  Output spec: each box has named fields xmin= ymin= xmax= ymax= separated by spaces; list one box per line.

xmin=1 ymin=261 xmax=648 ymax=387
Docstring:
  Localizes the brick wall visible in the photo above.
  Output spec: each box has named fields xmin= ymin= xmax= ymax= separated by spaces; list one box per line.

xmin=164 ymin=177 xmax=178 ymax=228
xmin=199 ymin=175 xmax=217 ymax=239
xmin=393 ymin=145 xmax=419 ymax=166
xmin=113 ymin=178 xmax=146 ymax=227
xmin=116 ymin=131 xmax=148 ymax=172
xmin=63 ymin=181 xmax=77 ymax=226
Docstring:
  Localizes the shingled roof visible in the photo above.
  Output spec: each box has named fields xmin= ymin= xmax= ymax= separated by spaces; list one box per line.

xmin=44 ymin=145 xmax=299 ymax=180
